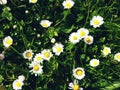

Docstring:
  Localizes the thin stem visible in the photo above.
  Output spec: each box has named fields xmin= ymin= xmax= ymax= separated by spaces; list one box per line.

xmin=11 ymin=46 xmax=22 ymax=56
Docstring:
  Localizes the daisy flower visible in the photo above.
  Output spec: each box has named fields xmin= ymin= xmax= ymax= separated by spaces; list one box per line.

xmin=84 ymin=35 xmax=93 ymax=45
xmin=29 ymin=0 xmax=37 ymax=3
xmin=29 ymin=61 xmax=43 ymax=76
xmin=23 ymin=49 xmax=34 ymax=60
xmin=0 ymin=0 xmax=7 ymax=5
xmin=52 ymin=43 xmax=64 ymax=56
xmin=69 ymin=32 xmax=81 ymax=44
xmin=33 ymin=53 xmax=43 ymax=63
xmin=3 ymin=36 xmax=13 ymax=48
xmin=77 ymin=28 xmax=89 ymax=38
xmin=41 ymin=49 xmax=53 ymax=61
xmin=12 ymin=79 xmax=24 ymax=90
xmin=73 ymin=67 xmax=85 ymax=80
xmin=68 ymin=80 xmax=83 ymax=90
xmin=40 ymin=20 xmax=52 ymax=28
xmin=90 ymin=59 xmax=100 ymax=67
xmin=102 ymin=46 xmax=111 ymax=56
xmin=18 ymin=75 xmax=25 ymax=82
xmin=62 ymin=0 xmax=75 ymax=9
xmin=90 ymin=15 xmax=104 ymax=28
xmin=114 ymin=53 xmax=120 ymax=62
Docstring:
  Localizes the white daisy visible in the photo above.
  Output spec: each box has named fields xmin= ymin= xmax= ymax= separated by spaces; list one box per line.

xmin=0 ymin=0 xmax=7 ymax=5
xmin=3 ymin=36 xmax=13 ymax=48
xmin=90 ymin=59 xmax=100 ymax=67
xmin=90 ymin=15 xmax=104 ymax=28
xmin=69 ymin=32 xmax=81 ymax=44
xmin=29 ymin=61 xmax=43 ymax=76
xmin=41 ymin=49 xmax=53 ymax=61
xmin=29 ymin=0 xmax=37 ymax=3
xmin=114 ymin=53 xmax=120 ymax=62
xmin=77 ymin=28 xmax=89 ymax=38
xmin=18 ymin=75 xmax=25 ymax=82
xmin=33 ymin=53 xmax=43 ymax=63
xmin=12 ymin=79 xmax=24 ymax=90
xmin=84 ymin=35 xmax=93 ymax=45
xmin=23 ymin=49 xmax=34 ymax=60
xmin=52 ymin=43 xmax=64 ymax=56
xmin=73 ymin=67 xmax=85 ymax=80
xmin=62 ymin=0 xmax=75 ymax=9
xmin=51 ymin=38 xmax=56 ymax=43
xmin=68 ymin=80 xmax=83 ymax=90
xmin=102 ymin=47 xmax=111 ymax=56
xmin=40 ymin=20 xmax=52 ymax=28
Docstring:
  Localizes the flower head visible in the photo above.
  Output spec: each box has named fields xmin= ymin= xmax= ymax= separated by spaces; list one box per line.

xmin=51 ymin=38 xmax=56 ymax=43
xmin=90 ymin=59 xmax=100 ymax=67
xmin=68 ymin=80 xmax=83 ymax=90
xmin=52 ymin=43 xmax=64 ymax=56
xmin=41 ymin=49 xmax=53 ymax=61
xmin=84 ymin=35 xmax=93 ymax=45
xmin=69 ymin=32 xmax=81 ymax=44
xmin=18 ymin=75 xmax=25 ymax=82
xmin=13 ymin=79 xmax=24 ymax=90
xmin=33 ymin=53 xmax=43 ymax=63
xmin=0 ymin=0 xmax=7 ymax=5
xmin=62 ymin=0 xmax=75 ymax=9
xmin=40 ymin=20 xmax=52 ymax=28
xmin=102 ymin=47 xmax=111 ymax=56
xmin=3 ymin=36 xmax=13 ymax=48
xmin=29 ymin=0 xmax=37 ymax=3
xmin=29 ymin=61 xmax=43 ymax=76
xmin=77 ymin=28 xmax=89 ymax=38
xmin=90 ymin=15 xmax=104 ymax=28
xmin=23 ymin=49 xmax=34 ymax=60
xmin=114 ymin=53 xmax=120 ymax=62
xmin=73 ymin=67 xmax=85 ymax=80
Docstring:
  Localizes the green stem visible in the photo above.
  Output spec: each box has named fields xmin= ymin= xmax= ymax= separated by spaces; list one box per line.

xmin=11 ymin=46 xmax=22 ymax=56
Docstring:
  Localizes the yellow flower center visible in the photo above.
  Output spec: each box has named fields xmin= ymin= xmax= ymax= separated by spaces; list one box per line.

xmin=86 ymin=38 xmax=91 ymax=43
xmin=80 ymin=31 xmax=85 ymax=37
xmin=93 ymin=61 xmax=98 ymax=66
xmin=56 ymin=47 xmax=62 ymax=53
xmin=104 ymin=48 xmax=109 ymax=53
xmin=15 ymin=81 xmax=22 ymax=87
xmin=76 ymin=69 xmax=83 ymax=76
xmin=31 ymin=0 xmax=37 ymax=3
xmin=65 ymin=2 xmax=71 ymax=8
xmin=6 ymin=39 xmax=12 ymax=45
xmin=72 ymin=36 xmax=78 ymax=40
xmin=116 ymin=54 xmax=120 ymax=59
xmin=26 ymin=52 xmax=32 ymax=58
xmin=44 ymin=52 xmax=50 ymax=58
xmin=36 ymin=56 xmax=42 ymax=61
xmin=33 ymin=65 xmax=39 ymax=71
xmin=42 ymin=23 xmax=48 ymax=27
xmin=73 ymin=84 xmax=79 ymax=90
xmin=93 ymin=20 xmax=100 ymax=25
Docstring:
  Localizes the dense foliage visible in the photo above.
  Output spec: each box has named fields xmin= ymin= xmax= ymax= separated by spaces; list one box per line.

xmin=0 ymin=0 xmax=120 ymax=90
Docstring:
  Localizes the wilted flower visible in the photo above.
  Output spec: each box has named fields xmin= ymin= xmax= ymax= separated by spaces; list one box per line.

xmin=40 ymin=20 xmax=52 ymax=28
xmin=52 ymin=43 xmax=64 ymax=56
xmin=90 ymin=15 xmax=104 ymax=28
xmin=18 ymin=75 xmax=25 ymax=82
xmin=0 ymin=54 xmax=5 ymax=60
xmin=69 ymin=32 xmax=81 ymax=44
xmin=73 ymin=67 xmax=85 ymax=80
xmin=3 ymin=36 xmax=13 ymax=48
xmin=114 ymin=53 xmax=120 ymax=62
xmin=62 ymin=0 xmax=75 ymax=9
xmin=51 ymin=38 xmax=56 ymax=43
xmin=90 ymin=59 xmax=100 ymax=67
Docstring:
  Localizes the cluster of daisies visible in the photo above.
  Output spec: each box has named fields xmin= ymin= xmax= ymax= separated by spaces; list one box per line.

xmin=1 ymin=0 xmax=120 ymax=90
